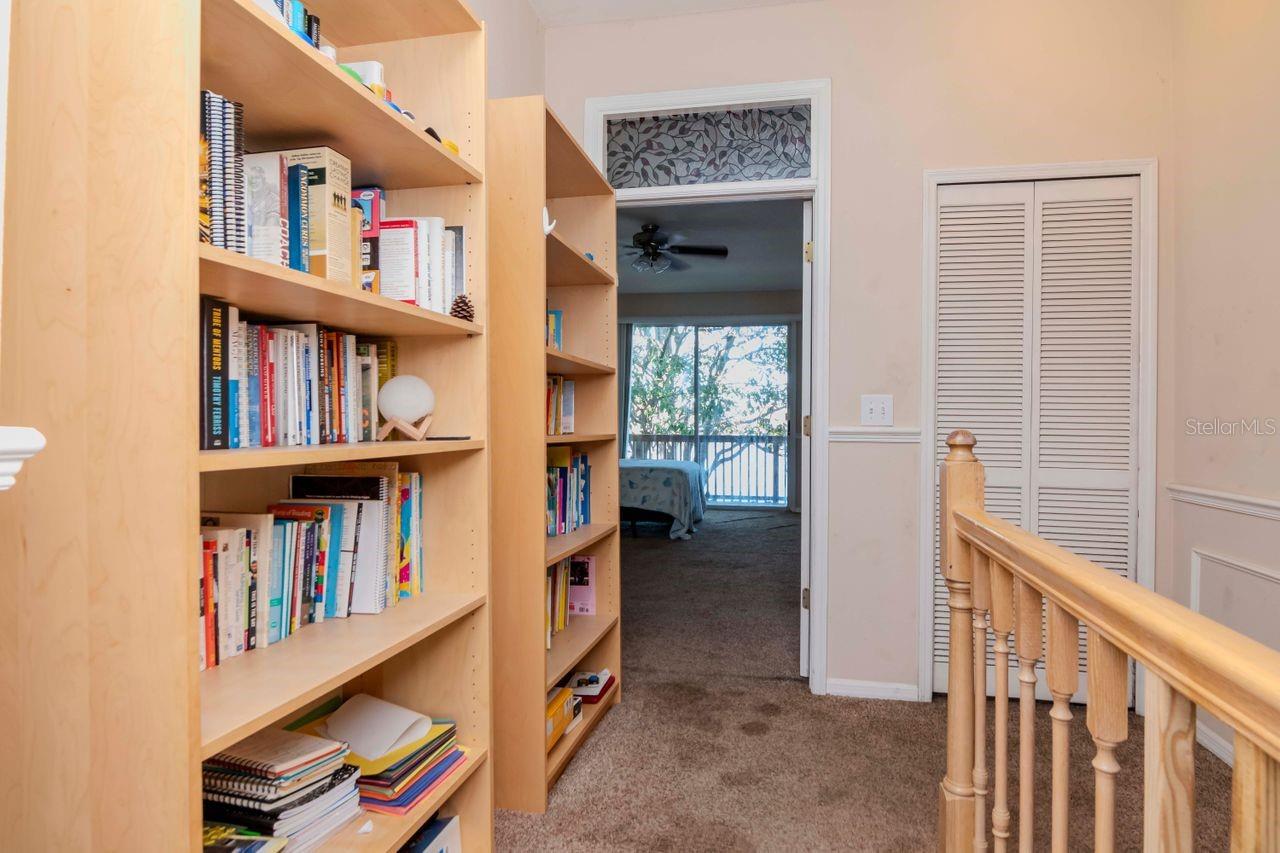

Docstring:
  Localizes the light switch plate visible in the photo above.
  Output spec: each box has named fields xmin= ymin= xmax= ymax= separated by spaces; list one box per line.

xmin=860 ymin=394 xmax=894 ymax=426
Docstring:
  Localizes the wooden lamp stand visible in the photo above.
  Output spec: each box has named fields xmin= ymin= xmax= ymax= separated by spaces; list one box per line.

xmin=377 ymin=414 xmax=433 ymax=441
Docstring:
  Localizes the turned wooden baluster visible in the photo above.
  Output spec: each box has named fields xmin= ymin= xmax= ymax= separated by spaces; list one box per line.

xmin=1231 ymin=734 xmax=1280 ymax=851
xmin=1086 ymin=629 xmax=1128 ymax=853
xmin=1015 ymin=579 xmax=1043 ymax=853
xmin=972 ymin=549 xmax=992 ymax=852
xmin=1046 ymin=602 xmax=1079 ymax=853
xmin=988 ymin=559 xmax=1015 ymax=853
xmin=1144 ymin=673 xmax=1196 ymax=852
xmin=938 ymin=429 xmax=984 ymax=851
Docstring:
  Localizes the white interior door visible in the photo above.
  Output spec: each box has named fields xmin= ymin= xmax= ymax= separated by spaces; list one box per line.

xmin=800 ymin=199 xmax=813 ymax=678
xmin=932 ymin=176 xmax=1141 ymax=700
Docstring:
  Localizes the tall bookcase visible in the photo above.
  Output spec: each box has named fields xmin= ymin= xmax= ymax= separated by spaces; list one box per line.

xmin=0 ymin=0 xmax=493 ymax=848
xmin=488 ymin=96 xmax=621 ymax=813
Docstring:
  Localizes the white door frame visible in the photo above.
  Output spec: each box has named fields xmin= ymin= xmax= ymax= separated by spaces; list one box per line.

xmin=917 ymin=159 xmax=1159 ymax=703
xmin=585 ymin=79 xmax=833 ymax=694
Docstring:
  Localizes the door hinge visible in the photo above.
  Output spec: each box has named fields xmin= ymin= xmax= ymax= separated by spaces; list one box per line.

xmin=802 ymin=415 xmax=811 ymax=437
xmin=802 ymin=587 xmax=811 ymax=609
xmin=803 ymin=241 xmax=814 ymax=263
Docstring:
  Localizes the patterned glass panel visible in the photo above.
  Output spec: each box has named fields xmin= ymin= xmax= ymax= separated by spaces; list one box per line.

xmin=606 ymin=105 xmax=811 ymax=189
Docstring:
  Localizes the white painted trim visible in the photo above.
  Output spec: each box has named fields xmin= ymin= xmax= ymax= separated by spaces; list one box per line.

xmin=0 ymin=427 xmax=45 ymax=491
xmin=829 ymin=426 xmax=921 ymax=444
xmin=1189 ymin=547 xmax=1280 ymax=616
xmin=1186 ymin=548 xmax=1280 ymax=766
xmin=1168 ymin=483 xmax=1280 ymax=522
xmin=616 ymin=178 xmax=818 ymax=207
xmin=585 ymin=79 xmax=833 ymax=695
xmin=619 ymin=314 xmax=802 ymax=326
xmin=825 ymin=678 xmax=923 ymax=702
xmin=918 ymin=159 xmax=1159 ymax=705
xmin=1197 ymin=720 xmax=1235 ymax=766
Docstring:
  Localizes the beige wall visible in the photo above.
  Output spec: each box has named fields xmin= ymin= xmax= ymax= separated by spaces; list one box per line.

xmin=469 ymin=0 xmax=545 ymax=98
xmin=1167 ymin=0 xmax=1280 ymax=755
xmin=544 ymin=0 xmax=1177 ymax=688
xmin=620 ymin=289 xmax=801 ymax=321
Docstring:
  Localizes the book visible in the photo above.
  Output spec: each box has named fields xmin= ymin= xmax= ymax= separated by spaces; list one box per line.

xmin=547 ymin=309 xmax=563 ymax=350
xmin=445 ymin=224 xmax=467 ymax=302
xmin=201 ymin=296 xmax=230 ymax=450
xmin=245 ymin=152 xmax=289 ymax=266
xmin=268 ymin=503 xmax=331 ymax=625
xmin=378 ymin=218 xmax=418 ymax=303
xmin=290 ymin=474 xmax=392 ymax=613
xmin=279 ymin=147 xmax=352 ymax=282
xmin=286 ymin=163 xmax=310 ymax=272
xmin=352 ymin=186 xmax=384 ymax=293
xmin=202 ymin=513 xmax=274 ymax=651
xmin=568 ymin=555 xmax=595 ymax=614
xmin=207 ymin=728 xmax=347 ymax=781
xmin=403 ymin=815 xmax=462 ymax=853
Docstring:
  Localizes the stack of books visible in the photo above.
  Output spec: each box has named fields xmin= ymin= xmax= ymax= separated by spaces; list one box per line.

xmin=377 ymin=213 xmax=468 ymax=314
xmin=546 ymin=375 xmax=575 ymax=435
xmin=299 ymin=694 xmax=467 ymax=818
xmin=199 ymin=297 xmax=397 ymax=451
xmin=546 ymin=447 xmax=592 ymax=536
xmin=198 ymin=462 xmax=426 ymax=672
xmin=202 ymin=728 xmax=361 ymax=852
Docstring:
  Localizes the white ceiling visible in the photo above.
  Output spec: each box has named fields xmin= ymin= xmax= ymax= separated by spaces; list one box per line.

xmin=530 ymin=0 xmax=813 ymax=27
xmin=617 ymin=199 xmax=804 ymax=295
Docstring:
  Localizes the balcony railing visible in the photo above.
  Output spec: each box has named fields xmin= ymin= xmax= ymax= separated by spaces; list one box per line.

xmin=627 ymin=433 xmax=789 ymax=506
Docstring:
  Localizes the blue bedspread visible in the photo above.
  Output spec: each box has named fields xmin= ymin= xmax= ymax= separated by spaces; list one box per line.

xmin=619 ymin=459 xmax=707 ymax=539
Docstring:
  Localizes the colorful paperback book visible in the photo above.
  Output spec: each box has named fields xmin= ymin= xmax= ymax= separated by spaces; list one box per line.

xmin=268 ymin=504 xmax=331 ymax=625
xmin=568 ymin=555 xmax=595 ymax=615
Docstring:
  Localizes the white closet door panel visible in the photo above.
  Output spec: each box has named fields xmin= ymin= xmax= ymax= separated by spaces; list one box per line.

xmin=932 ymin=182 xmax=1032 ymax=669
xmin=1033 ymin=177 xmax=1139 ymax=473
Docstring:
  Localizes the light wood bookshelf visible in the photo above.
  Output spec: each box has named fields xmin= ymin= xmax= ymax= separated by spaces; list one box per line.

xmin=0 ymin=0 xmax=494 ymax=848
xmin=488 ymin=96 xmax=621 ymax=813
xmin=198 ymin=2 xmax=495 ymax=847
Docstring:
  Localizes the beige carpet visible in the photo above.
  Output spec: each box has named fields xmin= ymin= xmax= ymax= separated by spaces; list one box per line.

xmin=495 ymin=510 xmax=1233 ymax=851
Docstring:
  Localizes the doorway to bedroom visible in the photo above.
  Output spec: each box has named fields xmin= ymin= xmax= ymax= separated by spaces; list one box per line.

xmin=624 ymin=321 xmax=794 ymax=511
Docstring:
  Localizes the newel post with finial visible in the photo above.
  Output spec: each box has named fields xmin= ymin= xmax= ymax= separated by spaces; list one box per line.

xmin=938 ymin=429 xmax=986 ymax=852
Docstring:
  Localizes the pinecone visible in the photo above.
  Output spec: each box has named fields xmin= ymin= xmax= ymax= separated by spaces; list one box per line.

xmin=450 ymin=293 xmax=475 ymax=322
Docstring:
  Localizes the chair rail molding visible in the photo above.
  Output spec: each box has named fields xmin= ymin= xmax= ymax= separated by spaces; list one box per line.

xmin=0 ymin=426 xmax=45 ymax=490
xmin=1167 ymin=483 xmax=1280 ymax=522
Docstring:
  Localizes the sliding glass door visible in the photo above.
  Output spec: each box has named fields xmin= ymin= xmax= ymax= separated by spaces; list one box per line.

xmin=626 ymin=323 xmax=789 ymax=506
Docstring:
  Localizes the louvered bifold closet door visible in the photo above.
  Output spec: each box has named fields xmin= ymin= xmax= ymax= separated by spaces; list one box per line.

xmin=1031 ymin=176 xmax=1140 ymax=698
xmin=932 ymin=182 xmax=1033 ymax=691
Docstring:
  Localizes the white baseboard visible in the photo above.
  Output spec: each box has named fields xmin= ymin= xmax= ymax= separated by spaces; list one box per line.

xmin=826 ymin=678 xmax=922 ymax=702
xmin=1197 ymin=720 xmax=1235 ymax=766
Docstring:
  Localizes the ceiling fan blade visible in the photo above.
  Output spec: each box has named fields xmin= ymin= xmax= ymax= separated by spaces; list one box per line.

xmin=668 ymin=244 xmax=729 ymax=257
xmin=666 ymin=255 xmax=691 ymax=271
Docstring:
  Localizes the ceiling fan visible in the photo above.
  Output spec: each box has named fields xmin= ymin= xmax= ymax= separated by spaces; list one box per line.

xmin=623 ymin=223 xmax=729 ymax=274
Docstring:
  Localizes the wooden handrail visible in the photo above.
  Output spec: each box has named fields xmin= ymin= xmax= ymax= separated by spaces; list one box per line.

xmin=936 ymin=429 xmax=1280 ymax=852
xmin=953 ymin=506 xmax=1280 ymax=763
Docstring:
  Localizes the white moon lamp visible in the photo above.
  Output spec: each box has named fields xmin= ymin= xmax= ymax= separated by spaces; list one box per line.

xmin=377 ymin=375 xmax=435 ymax=441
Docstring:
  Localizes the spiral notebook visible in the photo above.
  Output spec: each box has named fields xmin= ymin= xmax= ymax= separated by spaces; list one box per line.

xmin=206 ymin=728 xmax=347 ymax=780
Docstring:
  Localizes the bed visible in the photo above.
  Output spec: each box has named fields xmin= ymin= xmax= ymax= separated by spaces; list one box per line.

xmin=619 ymin=459 xmax=708 ymax=539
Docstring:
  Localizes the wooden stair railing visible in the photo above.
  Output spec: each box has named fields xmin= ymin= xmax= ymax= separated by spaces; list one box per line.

xmin=937 ymin=429 xmax=1280 ymax=853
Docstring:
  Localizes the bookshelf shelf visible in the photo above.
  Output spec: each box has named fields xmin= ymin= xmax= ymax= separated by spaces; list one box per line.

xmin=201 ymin=0 xmax=483 ymax=190
xmin=301 ymin=0 xmax=480 ymax=46
xmin=547 ymin=231 xmax=617 ymax=287
xmin=545 ymin=347 xmax=615 ymax=376
xmin=490 ymin=97 xmax=620 ymax=812
xmin=545 ymin=678 xmax=619 ymax=786
xmin=545 ymin=523 xmax=618 ymax=567
xmin=545 ymin=108 xmax=615 ymax=200
xmin=198 ymin=438 xmax=485 ymax=473
xmin=545 ymin=614 xmax=619 ymax=692
xmin=199 ymin=245 xmax=483 ymax=337
xmin=200 ymin=590 xmax=486 ymax=759
xmin=323 ymin=746 xmax=488 ymax=851
xmin=546 ymin=433 xmax=615 ymax=446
